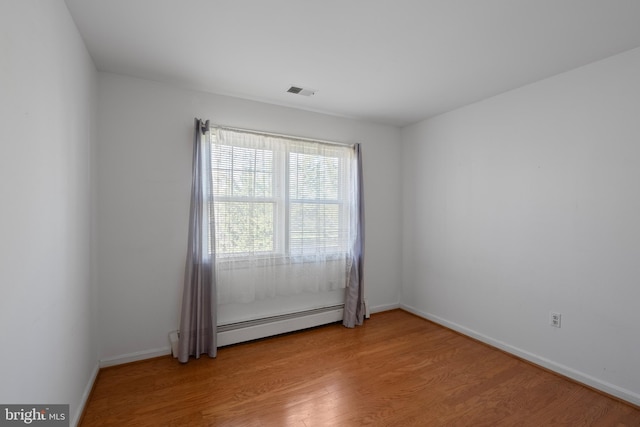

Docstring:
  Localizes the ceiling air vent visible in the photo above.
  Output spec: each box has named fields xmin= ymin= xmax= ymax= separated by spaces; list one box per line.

xmin=287 ymin=85 xmax=316 ymax=96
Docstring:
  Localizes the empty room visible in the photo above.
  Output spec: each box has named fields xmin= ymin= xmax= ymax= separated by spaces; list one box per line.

xmin=1 ymin=0 xmax=640 ymax=425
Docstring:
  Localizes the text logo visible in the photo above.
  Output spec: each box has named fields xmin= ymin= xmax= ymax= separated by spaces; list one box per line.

xmin=0 ymin=405 xmax=68 ymax=426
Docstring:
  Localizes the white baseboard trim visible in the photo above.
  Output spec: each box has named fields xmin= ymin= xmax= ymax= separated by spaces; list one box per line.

xmin=400 ymin=303 xmax=640 ymax=407
xmin=99 ymin=347 xmax=171 ymax=368
xmin=72 ymin=362 xmax=99 ymax=427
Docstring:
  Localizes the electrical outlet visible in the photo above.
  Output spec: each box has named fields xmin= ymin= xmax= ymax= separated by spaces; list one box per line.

xmin=550 ymin=312 xmax=562 ymax=328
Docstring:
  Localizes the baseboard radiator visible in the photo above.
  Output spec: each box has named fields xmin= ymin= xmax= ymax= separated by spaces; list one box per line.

xmin=217 ymin=304 xmax=344 ymax=347
xmin=170 ymin=304 xmax=344 ymax=357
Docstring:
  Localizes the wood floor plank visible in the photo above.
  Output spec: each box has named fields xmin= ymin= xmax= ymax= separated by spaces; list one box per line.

xmin=80 ymin=310 xmax=640 ymax=426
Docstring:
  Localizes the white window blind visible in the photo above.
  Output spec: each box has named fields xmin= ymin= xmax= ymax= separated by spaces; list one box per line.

xmin=211 ymin=143 xmax=276 ymax=254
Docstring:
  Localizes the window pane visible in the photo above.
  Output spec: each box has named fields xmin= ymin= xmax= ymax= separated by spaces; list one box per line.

xmin=232 ymin=170 xmax=257 ymax=197
xmin=214 ymin=202 xmax=274 ymax=254
xmin=289 ymin=153 xmax=339 ymax=200
xmin=212 ymin=144 xmax=273 ymax=198
xmin=290 ymin=202 xmax=343 ymax=255
xmin=212 ymin=169 xmax=231 ymax=197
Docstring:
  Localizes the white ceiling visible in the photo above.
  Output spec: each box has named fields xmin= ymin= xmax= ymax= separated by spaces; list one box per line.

xmin=65 ymin=0 xmax=640 ymax=127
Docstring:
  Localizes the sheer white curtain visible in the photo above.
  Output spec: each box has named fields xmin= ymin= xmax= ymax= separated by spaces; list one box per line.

xmin=210 ymin=128 xmax=358 ymax=325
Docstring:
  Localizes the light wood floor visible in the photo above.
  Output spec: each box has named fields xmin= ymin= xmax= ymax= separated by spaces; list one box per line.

xmin=81 ymin=310 xmax=640 ymax=426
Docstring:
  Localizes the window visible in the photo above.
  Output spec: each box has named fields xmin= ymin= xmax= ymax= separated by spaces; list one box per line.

xmin=212 ymin=144 xmax=276 ymax=254
xmin=210 ymin=128 xmax=354 ymax=260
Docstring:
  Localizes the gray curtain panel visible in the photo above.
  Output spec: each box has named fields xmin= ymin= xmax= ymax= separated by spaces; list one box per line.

xmin=178 ymin=118 xmax=217 ymax=362
xmin=343 ymin=143 xmax=365 ymax=328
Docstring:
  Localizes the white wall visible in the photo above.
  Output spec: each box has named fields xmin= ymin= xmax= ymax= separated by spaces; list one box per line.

xmin=96 ymin=73 xmax=402 ymax=362
xmin=0 ymin=1 xmax=98 ymax=424
xmin=401 ymin=47 xmax=640 ymax=404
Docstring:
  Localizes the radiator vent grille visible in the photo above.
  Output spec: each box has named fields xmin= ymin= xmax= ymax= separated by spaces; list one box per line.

xmin=286 ymin=85 xmax=316 ymax=96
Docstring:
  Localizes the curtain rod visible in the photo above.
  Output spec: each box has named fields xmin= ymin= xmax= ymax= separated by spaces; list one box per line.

xmin=209 ymin=124 xmax=356 ymax=149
